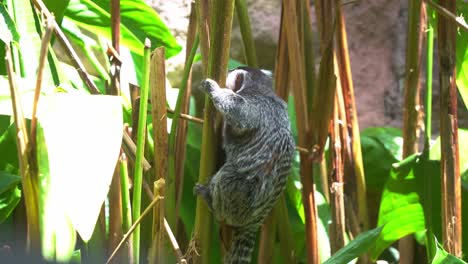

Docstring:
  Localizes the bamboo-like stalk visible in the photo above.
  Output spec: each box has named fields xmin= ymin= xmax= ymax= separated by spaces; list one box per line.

xmin=169 ymin=36 xmax=200 ymax=229
xmin=195 ymin=0 xmax=211 ymax=74
xmin=235 ymin=0 xmax=258 ymax=67
xmin=120 ymin=154 xmax=133 ymax=262
xmin=274 ymin=7 xmax=290 ymax=100
xmin=329 ymin=86 xmax=346 ymax=254
xmin=334 ymin=0 xmax=368 ymax=236
xmin=149 ymin=180 xmax=166 ymax=264
xmin=131 ymin=39 xmax=152 ymax=264
xmin=281 ymin=1 xmax=319 ymax=263
xmin=399 ymin=1 xmax=423 ymax=262
xmin=423 ymin=4 xmax=436 ymax=261
xmin=174 ymin=5 xmax=198 ymax=240
xmin=5 ymin=44 xmax=41 ymax=255
xmin=193 ymin=1 xmax=236 ymax=263
xmin=108 ymin=0 xmax=123 ymax=257
xmin=149 ymin=46 xmax=169 ymax=263
xmin=437 ymin=0 xmax=461 ymax=257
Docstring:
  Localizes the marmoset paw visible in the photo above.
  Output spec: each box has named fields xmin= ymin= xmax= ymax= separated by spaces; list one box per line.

xmin=193 ymin=183 xmax=206 ymax=196
xmin=200 ymin=79 xmax=217 ymax=93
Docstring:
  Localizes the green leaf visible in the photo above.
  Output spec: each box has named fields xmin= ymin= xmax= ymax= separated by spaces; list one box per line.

xmin=0 ymin=170 xmax=20 ymax=194
xmin=0 ymin=115 xmax=19 ymax=174
xmin=37 ymin=94 xmax=123 ymax=242
xmin=432 ymin=236 xmax=467 ymax=263
xmin=323 ymin=226 xmax=383 ymax=264
xmin=43 ymin=0 xmax=70 ymax=25
xmin=0 ymin=184 xmax=21 ymax=223
xmin=430 ymin=129 xmax=468 ymax=182
xmin=37 ymin=120 xmax=76 ymax=262
xmin=456 ymin=0 xmax=468 ymax=109
xmin=0 ymin=170 xmax=21 ymax=223
xmin=0 ymin=3 xmax=19 ymax=44
xmin=64 ymin=0 xmax=181 ymax=58
xmin=8 ymin=0 xmax=60 ymax=87
xmin=361 ymin=127 xmax=403 ymax=160
xmin=369 ymin=154 xmax=427 ymax=260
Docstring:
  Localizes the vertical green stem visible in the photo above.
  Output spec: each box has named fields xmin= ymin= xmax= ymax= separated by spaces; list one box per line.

xmin=235 ymin=0 xmax=258 ymax=67
xmin=424 ymin=6 xmax=435 ymax=261
xmin=120 ymin=154 xmax=132 ymax=232
xmin=132 ymin=39 xmax=152 ymax=264
xmin=167 ymin=35 xmax=200 ymax=225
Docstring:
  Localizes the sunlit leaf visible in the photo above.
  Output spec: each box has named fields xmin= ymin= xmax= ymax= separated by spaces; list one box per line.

xmin=430 ymin=129 xmax=468 ymax=182
xmin=432 ymin=236 xmax=467 ymax=263
xmin=369 ymin=154 xmax=427 ymax=260
xmin=37 ymin=94 xmax=123 ymax=242
xmin=456 ymin=0 xmax=468 ymax=109
xmin=0 ymin=4 xmax=19 ymax=44
xmin=323 ymin=226 xmax=383 ymax=264
xmin=64 ymin=0 xmax=181 ymax=58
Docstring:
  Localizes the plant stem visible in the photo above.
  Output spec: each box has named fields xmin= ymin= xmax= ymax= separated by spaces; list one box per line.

xmin=131 ymin=39 xmax=152 ymax=264
xmin=437 ymin=0 xmax=461 ymax=257
xmin=149 ymin=46 xmax=169 ymax=263
xmin=235 ymin=0 xmax=258 ymax=67
xmin=334 ymin=0 xmax=368 ymax=235
xmin=168 ymin=35 xmax=200 ymax=227
xmin=282 ymin=1 xmax=319 ymax=263
xmin=120 ymin=154 xmax=133 ymax=261
xmin=5 ymin=43 xmax=41 ymax=255
xmin=423 ymin=4 xmax=435 ymax=261
xmin=193 ymin=1 xmax=236 ymax=263
xmin=399 ymin=0 xmax=423 ymax=262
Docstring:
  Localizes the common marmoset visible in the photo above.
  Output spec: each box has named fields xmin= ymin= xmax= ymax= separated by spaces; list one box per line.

xmin=194 ymin=67 xmax=295 ymax=264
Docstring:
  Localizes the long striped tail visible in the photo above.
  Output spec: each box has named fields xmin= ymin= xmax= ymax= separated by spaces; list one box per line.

xmin=224 ymin=226 xmax=258 ymax=264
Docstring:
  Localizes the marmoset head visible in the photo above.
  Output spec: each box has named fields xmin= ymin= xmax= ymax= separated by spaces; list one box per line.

xmin=226 ymin=66 xmax=274 ymax=96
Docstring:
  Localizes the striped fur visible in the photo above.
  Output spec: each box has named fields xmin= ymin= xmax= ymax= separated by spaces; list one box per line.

xmin=194 ymin=67 xmax=295 ymax=263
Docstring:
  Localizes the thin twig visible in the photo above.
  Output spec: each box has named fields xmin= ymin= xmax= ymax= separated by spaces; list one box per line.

xmin=122 ymin=130 xmax=152 ymax=171
xmin=164 ymin=218 xmax=187 ymax=264
xmin=32 ymin=0 xmax=101 ymax=94
xmin=424 ymin=0 xmax=468 ymax=31
xmin=167 ymin=109 xmax=204 ymax=124
xmin=106 ymin=195 xmax=165 ymax=264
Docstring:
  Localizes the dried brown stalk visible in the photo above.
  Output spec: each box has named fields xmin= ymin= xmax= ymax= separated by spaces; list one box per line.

xmin=438 ymin=0 xmax=461 ymax=257
xmin=149 ymin=47 xmax=169 ymax=263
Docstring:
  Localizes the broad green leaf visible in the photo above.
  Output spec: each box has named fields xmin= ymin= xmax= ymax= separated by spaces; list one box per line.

xmin=361 ymin=127 xmax=403 ymax=160
xmin=361 ymin=134 xmax=399 ymax=190
xmin=323 ymin=226 xmax=383 ymax=264
xmin=430 ymin=129 xmax=468 ymax=182
xmin=432 ymin=236 xmax=467 ymax=263
xmin=456 ymin=0 xmax=468 ymax=109
xmin=64 ymin=0 xmax=181 ymax=58
xmin=37 ymin=122 xmax=76 ymax=262
xmin=370 ymin=154 xmax=427 ymax=260
xmin=0 ymin=170 xmax=21 ymax=223
xmin=37 ymin=94 xmax=123 ymax=242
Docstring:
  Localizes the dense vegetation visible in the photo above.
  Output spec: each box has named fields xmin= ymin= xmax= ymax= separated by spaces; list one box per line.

xmin=0 ymin=0 xmax=467 ymax=263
